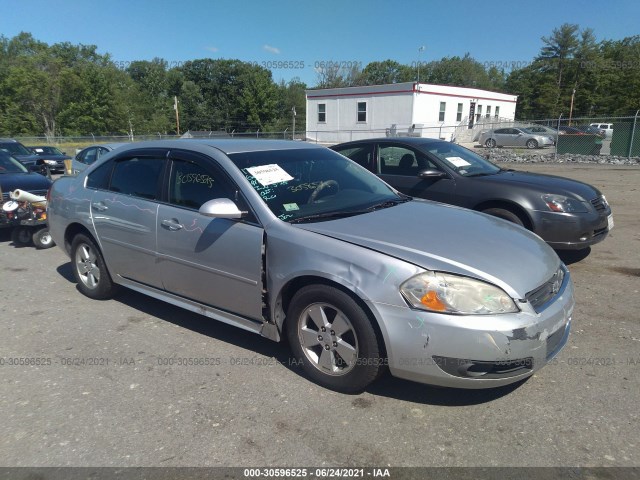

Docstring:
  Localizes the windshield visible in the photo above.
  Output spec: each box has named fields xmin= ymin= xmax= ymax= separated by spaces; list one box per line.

xmin=228 ymin=147 xmax=402 ymax=222
xmin=32 ymin=146 xmax=63 ymax=155
xmin=422 ymin=142 xmax=501 ymax=177
xmin=0 ymin=142 xmax=32 ymax=156
xmin=0 ymin=152 xmax=29 ymax=173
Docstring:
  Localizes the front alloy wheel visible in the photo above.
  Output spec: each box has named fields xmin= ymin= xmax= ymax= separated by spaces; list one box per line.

xmin=287 ymin=285 xmax=384 ymax=393
xmin=298 ymin=302 xmax=358 ymax=376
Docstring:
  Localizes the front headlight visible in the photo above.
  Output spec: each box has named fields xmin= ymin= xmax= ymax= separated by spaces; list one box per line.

xmin=541 ymin=194 xmax=588 ymax=213
xmin=400 ymin=271 xmax=518 ymax=315
xmin=44 ymin=159 xmax=57 ymax=165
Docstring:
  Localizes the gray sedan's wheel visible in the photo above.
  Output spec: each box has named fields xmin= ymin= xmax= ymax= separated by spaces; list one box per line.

xmin=286 ymin=284 xmax=384 ymax=393
xmin=485 ymin=138 xmax=497 ymax=148
xmin=71 ymin=233 xmax=118 ymax=300
xmin=482 ymin=207 xmax=525 ymax=227
xmin=526 ymin=139 xmax=538 ymax=149
xmin=32 ymin=228 xmax=55 ymax=249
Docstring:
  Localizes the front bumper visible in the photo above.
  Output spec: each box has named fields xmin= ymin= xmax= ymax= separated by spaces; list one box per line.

xmin=368 ymin=272 xmax=574 ymax=389
xmin=531 ymin=206 xmax=612 ymax=250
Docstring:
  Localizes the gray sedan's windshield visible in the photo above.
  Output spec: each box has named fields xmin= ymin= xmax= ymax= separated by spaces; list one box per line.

xmin=229 ymin=148 xmax=402 ymax=222
xmin=423 ymin=142 xmax=501 ymax=177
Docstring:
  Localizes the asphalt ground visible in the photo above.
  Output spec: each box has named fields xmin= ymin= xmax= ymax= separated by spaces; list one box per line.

xmin=0 ymin=163 xmax=638 ymax=468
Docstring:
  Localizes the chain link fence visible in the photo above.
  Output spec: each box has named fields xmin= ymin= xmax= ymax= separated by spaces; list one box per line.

xmin=11 ymin=113 xmax=640 ymax=161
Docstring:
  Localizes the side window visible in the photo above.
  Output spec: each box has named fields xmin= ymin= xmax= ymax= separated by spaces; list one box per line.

xmin=378 ymin=145 xmax=437 ymax=176
xmin=84 ymin=148 xmax=98 ymax=165
xmin=86 ymin=161 xmax=113 ymax=190
xmin=109 ymin=157 xmax=164 ymax=200
xmin=494 ymin=128 xmax=508 ymax=134
xmin=333 ymin=145 xmax=373 ymax=170
xmin=168 ymin=159 xmax=232 ymax=210
xmin=75 ymin=150 xmax=87 ymax=164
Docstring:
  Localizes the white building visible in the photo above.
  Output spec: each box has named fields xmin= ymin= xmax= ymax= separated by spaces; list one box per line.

xmin=305 ymin=82 xmax=518 ymax=144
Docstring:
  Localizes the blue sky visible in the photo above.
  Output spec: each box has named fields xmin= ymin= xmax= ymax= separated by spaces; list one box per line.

xmin=2 ymin=0 xmax=639 ymax=86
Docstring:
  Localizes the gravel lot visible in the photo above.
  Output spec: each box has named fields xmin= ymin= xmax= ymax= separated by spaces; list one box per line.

xmin=0 ymin=163 xmax=638 ymax=469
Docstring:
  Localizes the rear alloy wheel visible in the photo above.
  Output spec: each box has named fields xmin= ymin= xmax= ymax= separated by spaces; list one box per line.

xmin=485 ymin=138 xmax=497 ymax=148
xmin=526 ymin=139 xmax=538 ymax=149
xmin=11 ymin=227 xmax=33 ymax=247
xmin=286 ymin=285 xmax=384 ymax=393
xmin=482 ymin=207 xmax=525 ymax=228
xmin=32 ymin=228 xmax=55 ymax=249
xmin=71 ymin=233 xmax=118 ymax=300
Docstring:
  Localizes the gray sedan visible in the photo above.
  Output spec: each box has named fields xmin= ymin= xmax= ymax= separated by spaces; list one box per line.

xmin=47 ymin=140 xmax=573 ymax=393
xmin=479 ymin=127 xmax=554 ymax=149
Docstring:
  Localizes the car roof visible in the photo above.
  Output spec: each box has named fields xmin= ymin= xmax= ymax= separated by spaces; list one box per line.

xmin=109 ymin=139 xmax=325 ymax=155
xmin=332 ymin=137 xmax=450 ymax=148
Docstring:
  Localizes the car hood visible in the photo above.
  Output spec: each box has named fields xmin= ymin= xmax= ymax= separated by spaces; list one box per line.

xmin=486 ymin=170 xmax=601 ymax=200
xmin=294 ymin=200 xmax=559 ymax=298
xmin=0 ymin=172 xmax=52 ymax=195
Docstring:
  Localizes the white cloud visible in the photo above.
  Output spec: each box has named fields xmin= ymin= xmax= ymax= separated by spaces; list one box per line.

xmin=206 ymin=46 xmax=219 ymax=53
xmin=263 ymin=44 xmax=280 ymax=55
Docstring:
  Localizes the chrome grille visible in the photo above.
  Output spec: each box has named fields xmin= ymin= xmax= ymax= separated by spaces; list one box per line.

xmin=526 ymin=267 xmax=566 ymax=313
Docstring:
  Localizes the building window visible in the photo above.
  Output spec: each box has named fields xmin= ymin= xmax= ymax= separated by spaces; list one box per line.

xmin=486 ymin=106 xmax=491 ymax=118
xmin=495 ymin=106 xmax=500 ymax=118
xmin=456 ymin=103 xmax=463 ymax=122
xmin=318 ymin=103 xmax=326 ymax=123
xmin=439 ymin=102 xmax=446 ymax=122
xmin=357 ymin=102 xmax=367 ymax=122
xmin=476 ymin=105 xmax=483 ymax=122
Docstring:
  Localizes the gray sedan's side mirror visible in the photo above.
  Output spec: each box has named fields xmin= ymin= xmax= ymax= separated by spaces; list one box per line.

xmin=199 ymin=198 xmax=246 ymax=219
xmin=417 ymin=169 xmax=446 ymax=179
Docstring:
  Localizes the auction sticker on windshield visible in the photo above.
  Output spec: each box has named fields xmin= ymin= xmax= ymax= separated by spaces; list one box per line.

xmin=245 ymin=164 xmax=293 ymax=186
xmin=446 ymin=156 xmax=471 ymax=167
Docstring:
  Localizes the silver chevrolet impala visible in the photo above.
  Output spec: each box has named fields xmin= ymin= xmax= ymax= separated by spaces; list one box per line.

xmin=47 ymin=140 xmax=574 ymax=393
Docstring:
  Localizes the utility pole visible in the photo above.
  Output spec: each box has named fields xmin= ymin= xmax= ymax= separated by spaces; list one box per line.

xmin=174 ymin=96 xmax=180 ymax=135
xmin=417 ymin=45 xmax=426 ymax=83
xmin=568 ymin=89 xmax=576 ymax=126
xmin=292 ymin=106 xmax=296 ymax=140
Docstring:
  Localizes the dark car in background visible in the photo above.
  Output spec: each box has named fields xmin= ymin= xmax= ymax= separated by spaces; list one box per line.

xmin=0 ymin=138 xmax=42 ymax=170
xmin=28 ymin=145 xmax=72 ymax=173
xmin=575 ymin=125 xmax=606 ymax=138
xmin=332 ymin=137 xmax=613 ymax=250
xmin=0 ymin=151 xmax=52 ymax=207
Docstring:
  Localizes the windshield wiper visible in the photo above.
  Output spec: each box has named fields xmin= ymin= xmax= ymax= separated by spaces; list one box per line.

xmin=290 ymin=197 xmax=411 ymax=224
xmin=290 ymin=210 xmax=366 ymax=223
xmin=465 ymin=171 xmax=496 ymax=177
xmin=363 ymin=197 xmax=412 ymax=211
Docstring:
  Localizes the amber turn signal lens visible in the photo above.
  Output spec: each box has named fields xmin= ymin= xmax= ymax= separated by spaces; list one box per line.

xmin=420 ymin=291 xmax=446 ymax=311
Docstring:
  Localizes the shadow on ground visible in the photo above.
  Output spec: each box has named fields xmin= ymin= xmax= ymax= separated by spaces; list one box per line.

xmin=54 ymin=261 xmax=527 ymax=406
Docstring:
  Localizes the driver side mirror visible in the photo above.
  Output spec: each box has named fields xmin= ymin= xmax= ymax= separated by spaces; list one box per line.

xmin=199 ymin=198 xmax=247 ymax=219
xmin=417 ymin=169 xmax=446 ymax=179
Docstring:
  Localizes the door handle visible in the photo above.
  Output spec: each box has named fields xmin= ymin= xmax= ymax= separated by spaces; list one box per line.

xmin=161 ymin=219 xmax=183 ymax=231
xmin=92 ymin=202 xmax=108 ymax=211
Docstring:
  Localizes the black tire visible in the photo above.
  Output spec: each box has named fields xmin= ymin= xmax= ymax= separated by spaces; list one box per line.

xmin=482 ymin=207 xmax=525 ymax=227
xmin=526 ymin=139 xmax=538 ymax=149
xmin=485 ymin=138 xmax=497 ymax=148
xmin=70 ymin=233 xmax=118 ymax=300
xmin=32 ymin=227 xmax=55 ymax=249
xmin=286 ymin=284 xmax=384 ymax=393
xmin=11 ymin=227 xmax=33 ymax=246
